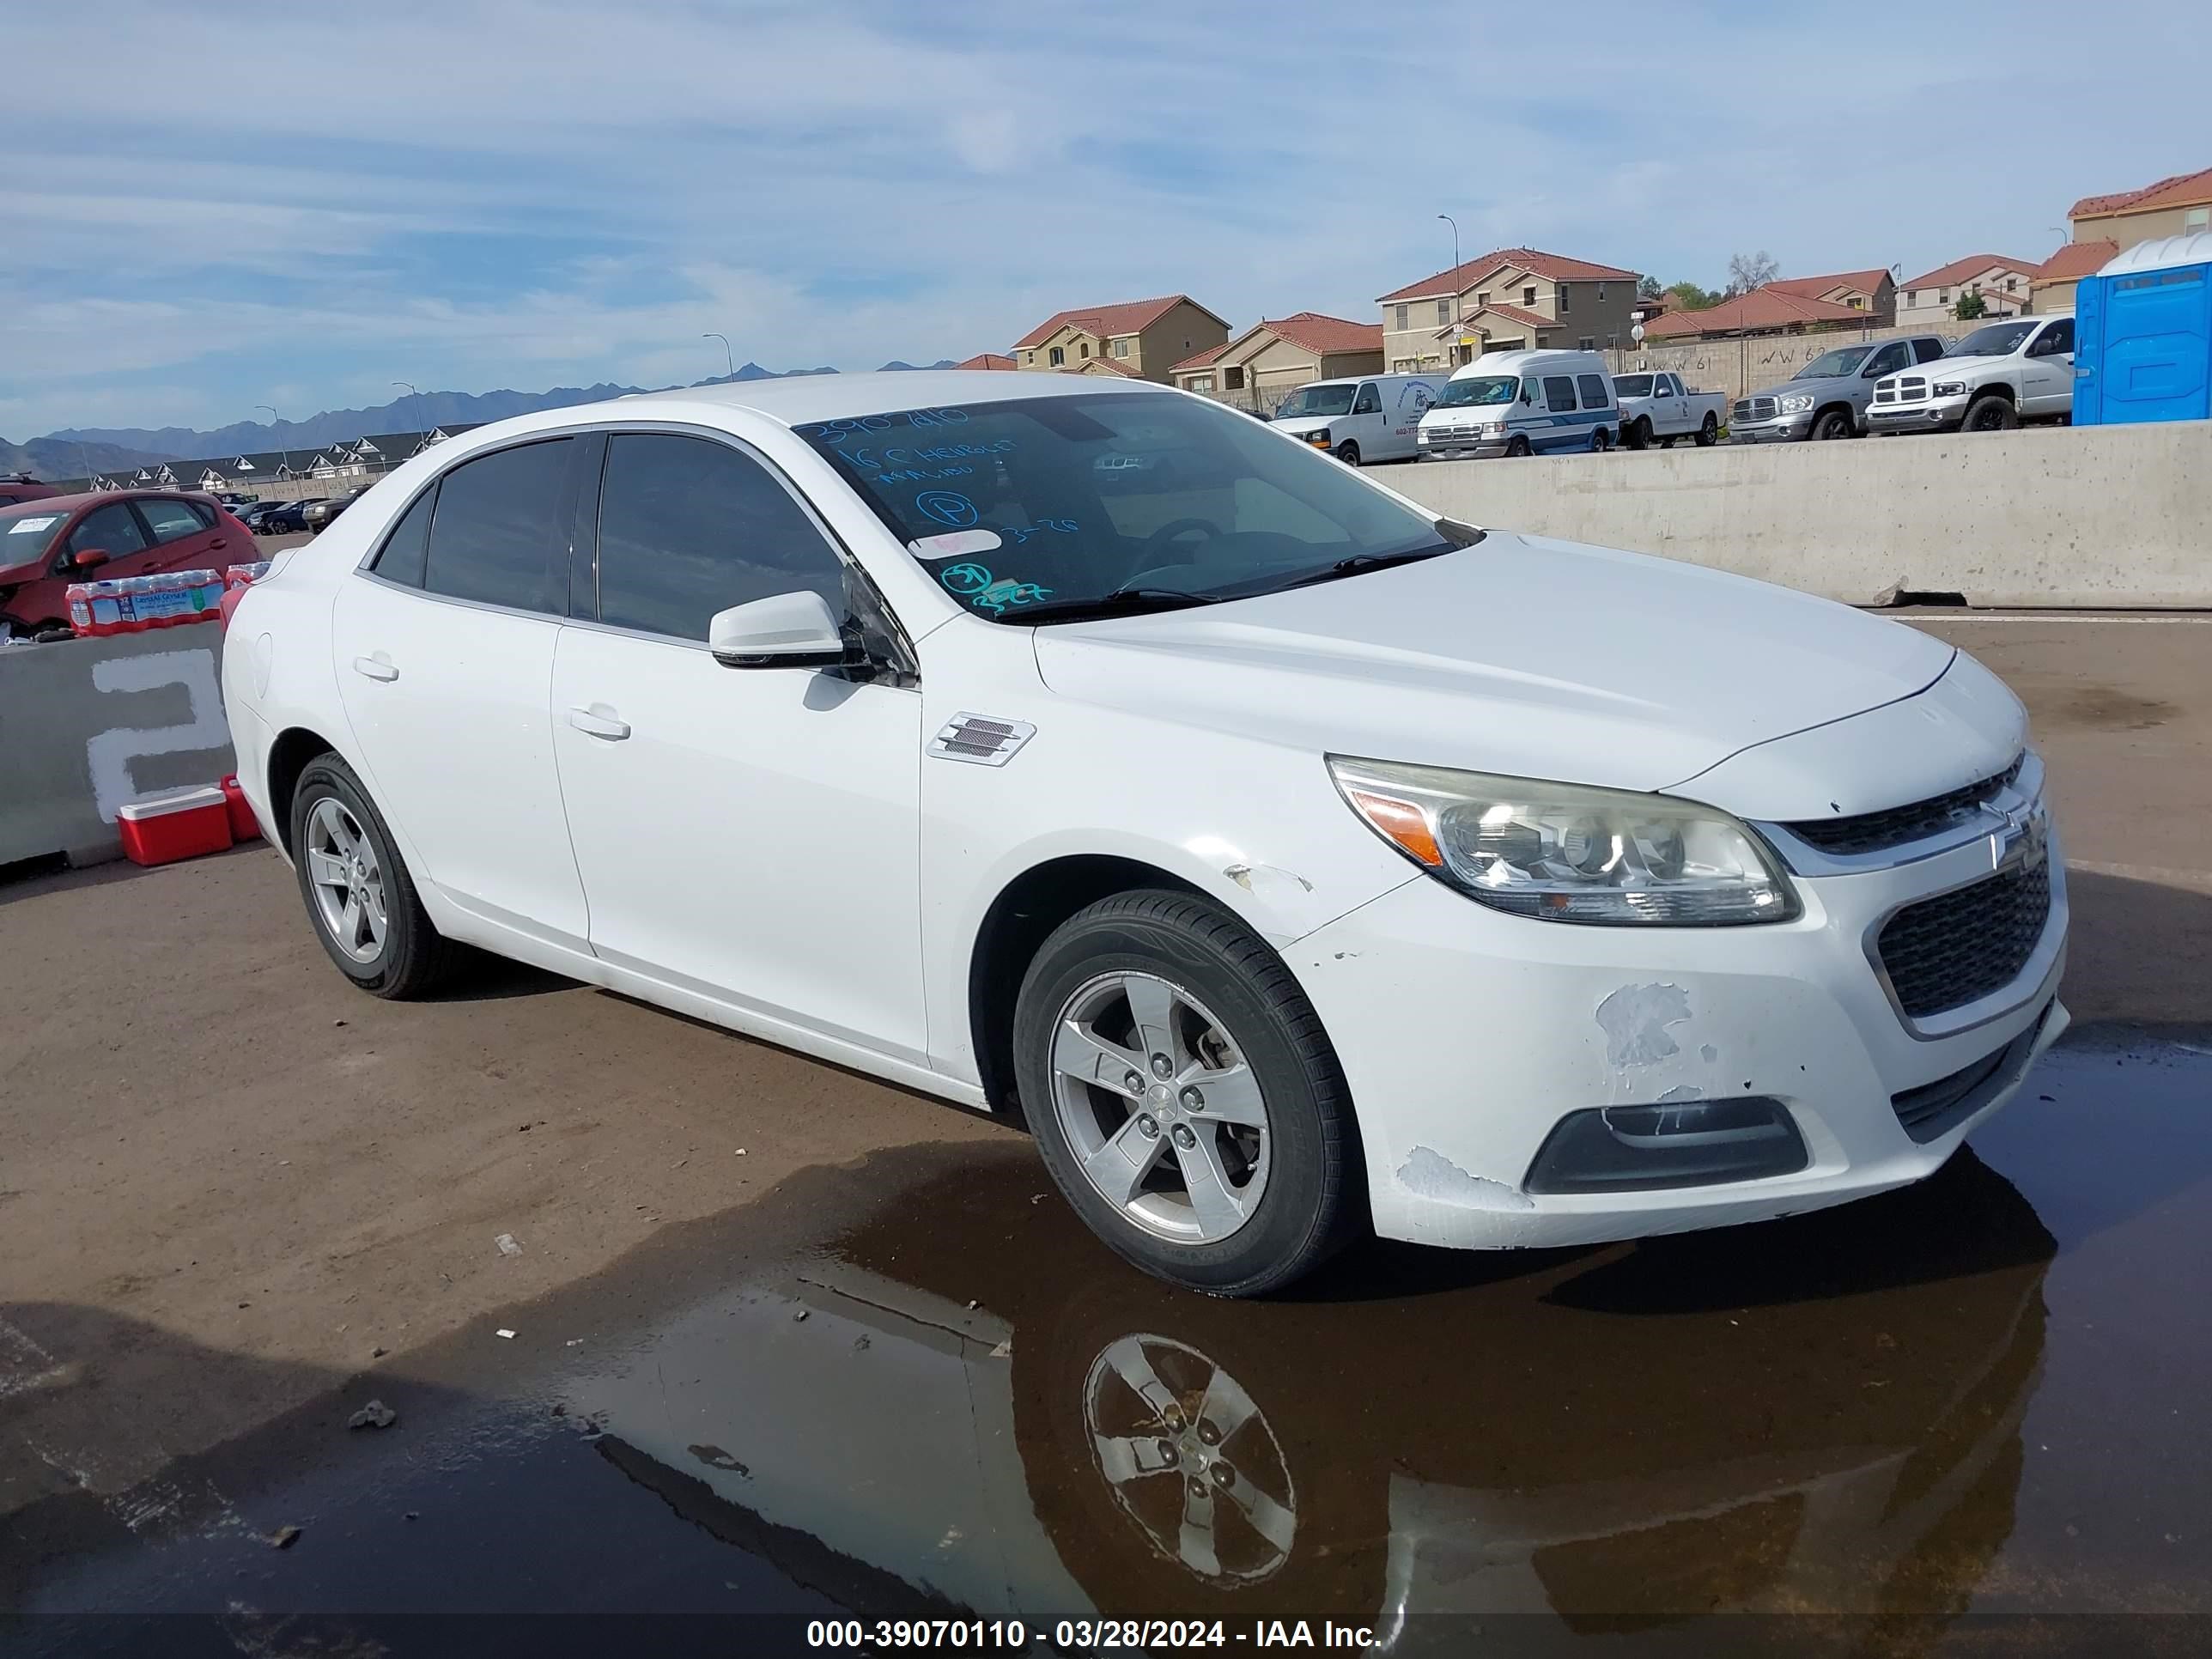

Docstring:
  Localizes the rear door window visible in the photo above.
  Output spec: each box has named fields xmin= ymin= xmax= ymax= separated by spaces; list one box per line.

xmin=1577 ymin=374 xmax=1612 ymax=410
xmin=1541 ymin=376 xmax=1578 ymax=410
xmin=137 ymin=497 xmax=210 ymax=544
xmin=592 ymin=433 xmax=847 ymax=641
xmin=69 ymin=502 xmax=152 ymax=560
xmin=421 ymin=439 xmax=576 ymax=612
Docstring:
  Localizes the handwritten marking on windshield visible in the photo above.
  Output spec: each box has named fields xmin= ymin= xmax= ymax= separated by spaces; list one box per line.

xmin=939 ymin=562 xmax=994 ymax=594
xmin=916 ymin=490 xmax=980 ymax=528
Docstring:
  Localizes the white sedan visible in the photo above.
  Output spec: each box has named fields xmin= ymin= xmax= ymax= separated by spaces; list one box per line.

xmin=222 ymin=372 xmax=2068 ymax=1294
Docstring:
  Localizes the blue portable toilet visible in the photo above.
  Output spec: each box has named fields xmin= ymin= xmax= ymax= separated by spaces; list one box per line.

xmin=2072 ymin=233 xmax=2212 ymax=425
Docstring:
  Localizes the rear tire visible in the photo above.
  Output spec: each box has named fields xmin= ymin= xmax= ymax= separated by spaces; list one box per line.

xmin=1694 ymin=412 xmax=1719 ymax=447
xmin=1965 ymin=395 xmax=2019 ymax=432
xmin=1013 ymin=890 xmax=1360 ymax=1297
xmin=1590 ymin=426 xmax=1612 ymax=453
xmin=288 ymin=755 xmax=457 ymax=999
xmin=1334 ymin=441 xmax=1360 ymax=467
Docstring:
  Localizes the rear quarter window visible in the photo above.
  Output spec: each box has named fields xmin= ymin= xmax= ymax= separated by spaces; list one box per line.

xmin=1577 ymin=374 xmax=1612 ymax=409
xmin=1541 ymin=376 xmax=1578 ymax=410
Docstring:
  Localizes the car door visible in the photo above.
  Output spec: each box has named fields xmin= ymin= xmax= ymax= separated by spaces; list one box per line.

xmin=1856 ymin=341 xmax=1913 ymax=425
xmin=1662 ymin=373 xmax=1690 ymax=428
xmin=1349 ymin=381 xmax=1385 ymax=455
xmin=2021 ymin=318 xmax=2075 ymax=416
xmin=330 ymin=434 xmax=592 ymax=954
xmin=549 ymin=428 xmax=927 ymax=1063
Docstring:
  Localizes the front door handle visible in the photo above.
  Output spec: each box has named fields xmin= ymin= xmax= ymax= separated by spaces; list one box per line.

xmin=353 ymin=654 xmax=399 ymax=683
xmin=568 ymin=705 xmax=631 ymax=740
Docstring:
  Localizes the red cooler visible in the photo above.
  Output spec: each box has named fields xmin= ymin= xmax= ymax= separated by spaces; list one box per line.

xmin=117 ymin=787 xmax=234 ymax=866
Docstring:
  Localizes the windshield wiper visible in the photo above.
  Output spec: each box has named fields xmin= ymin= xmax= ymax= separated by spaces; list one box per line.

xmin=1013 ymin=586 xmax=1227 ymax=625
xmin=1267 ymin=540 xmax=1468 ymax=593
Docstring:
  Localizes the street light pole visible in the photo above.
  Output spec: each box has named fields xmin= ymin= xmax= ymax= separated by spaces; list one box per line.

xmin=257 ymin=405 xmax=294 ymax=488
xmin=392 ymin=381 xmax=426 ymax=460
xmin=1437 ymin=214 xmax=1461 ymax=365
xmin=703 ymin=332 xmax=735 ymax=380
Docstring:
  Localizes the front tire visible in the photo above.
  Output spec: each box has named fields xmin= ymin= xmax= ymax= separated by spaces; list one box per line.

xmin=1013 ymin=891 xmax=1359 ymax=1297
xmin=289 ymin=755 xmax=456 ymax=998
xmin=1812 ymin=408 xmax=1855 ymax=441
xmin=1965 ymin=394 xmax=2019 ymax=432
xmin=1334 ymin=441 xmax=1360 ymax=467
xmin=1504 ymin=435 xmax=1533 ymax=458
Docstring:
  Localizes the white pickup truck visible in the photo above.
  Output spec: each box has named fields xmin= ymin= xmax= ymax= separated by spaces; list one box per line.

xmin=1867 ymin=313 xmax=2076 ymax=435
xmin=1610 ymin=370 xmax=1727 ymax=449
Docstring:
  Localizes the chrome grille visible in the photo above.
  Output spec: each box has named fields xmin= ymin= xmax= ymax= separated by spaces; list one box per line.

xmin=1895 ymin=375 xmax=1929 ymax=403
xmin=1877 ymin=860 xmax=2052 ymax=1019
xmin=1784 ymin=757 xmax=2024 ymax=856
xmin=1734 ymin=397 xmax=1777 ymax=422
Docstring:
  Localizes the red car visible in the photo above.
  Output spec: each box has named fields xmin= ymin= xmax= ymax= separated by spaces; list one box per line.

xmin=0 ymin=489 xmax=252 ymax=637
xmin=0 ymin=473 xmax=64 ymax=507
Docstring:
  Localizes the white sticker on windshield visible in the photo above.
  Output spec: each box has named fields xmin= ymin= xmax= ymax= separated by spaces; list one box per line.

xmin=909 ymin=528 xmax=1002 ymax=559
xmin=7 ymin=515 xmax=60 ymax=534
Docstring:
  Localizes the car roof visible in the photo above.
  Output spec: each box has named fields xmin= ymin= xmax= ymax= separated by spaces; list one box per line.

xmin=0 ymin=488 xmax=217 ymax=522
xmin=1451 ymin=349 xmax=1604 ymax=377
xmin=616 ymin=368 xmax=1165 ymax=428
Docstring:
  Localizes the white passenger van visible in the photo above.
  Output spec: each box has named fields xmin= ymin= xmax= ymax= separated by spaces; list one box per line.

xmin=1417 ymin=349 xmax=1620 ymax=460
xmin=1267 ymin=374 xmax=1449 ymax=466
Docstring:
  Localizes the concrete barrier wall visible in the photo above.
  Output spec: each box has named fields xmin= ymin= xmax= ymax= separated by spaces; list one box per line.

xmin=0 ymin=626 xmax=236 ymax=866
xmin=1394 ymin=419 xmax=2212 ymax=609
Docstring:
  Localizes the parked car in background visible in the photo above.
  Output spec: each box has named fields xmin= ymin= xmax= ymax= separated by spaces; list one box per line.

xmin=1611 ymin=371 xmax=1727 ymax=448
xmin=304 ymin=491 xmax=364 ymax=532
xmin=1729 ymin=337 xmax=1952 ymax=442
xmin=0 ymin=473 xmax=63 ymax=507
xmin=236 ymin=502 xmax=286 ymax=533
xmin=1869 ymin=314 xmax=2076 ymax=434
xmin=1269 ymin=374 xmax=1448 ymax=466
xmin=258 ymin=498 xmax=326 ymax=535
xmin=223 ymin=371 xmax=2065 ymax=1295
xmin=1418 ymin=349 xmax=1620 ymax=459
xmin=0 ymin=490 xmax=248 ymax=636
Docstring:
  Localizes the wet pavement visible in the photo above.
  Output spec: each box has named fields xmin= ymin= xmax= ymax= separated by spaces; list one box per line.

xmin=4 ymin=1030 xmax=2207 ymax=1656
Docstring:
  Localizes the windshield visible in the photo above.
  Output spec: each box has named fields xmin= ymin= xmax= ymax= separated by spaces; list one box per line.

xmin=0 ymin=506 xmax=71 ymax=565
xmin=1434 ymin=376 xmax=1518 ymax=408
xmin=1949 ymin=321 xmax=2038 ymax=358
xmin=1273 ymin=383 xmax=1356 ymax=419
xmin=796 ymin=392 xmax=1464 ymax=623
xmin=1612 ymin=374 xmax=1654 ymax=398
xmin=1793 ymin=346 xmax=1873 ymax=380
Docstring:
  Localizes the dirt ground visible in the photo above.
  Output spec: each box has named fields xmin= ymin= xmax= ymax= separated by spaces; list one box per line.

xmin=2 ymin=611 xmax=2208 ymax=1522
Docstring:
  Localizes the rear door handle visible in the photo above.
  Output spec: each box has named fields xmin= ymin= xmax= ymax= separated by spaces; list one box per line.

xmin=568 ymin=706 xmax=630 ymax=740
xmin=353 ymin=654 xmax=398 ymax=683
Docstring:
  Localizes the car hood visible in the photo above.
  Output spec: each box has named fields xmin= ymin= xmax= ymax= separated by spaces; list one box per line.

xmin=1270 ymin=415 xmax=1340 ymax=436
xmin=1030 ymin=533 xmax=1957 ymax=800
xmin=1912 ymin=352 xmax=2019 ymax=378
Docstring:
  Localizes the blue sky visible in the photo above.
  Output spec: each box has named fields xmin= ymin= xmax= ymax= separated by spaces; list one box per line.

xmin=3 ymin=0 xmax=2208 ymax=438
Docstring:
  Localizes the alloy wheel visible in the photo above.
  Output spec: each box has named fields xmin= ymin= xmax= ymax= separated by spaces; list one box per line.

xmin=305 ymin=796 xmax=387 ymax=963
xmin=1049 ymin=972 xmax=1270 ymax=1243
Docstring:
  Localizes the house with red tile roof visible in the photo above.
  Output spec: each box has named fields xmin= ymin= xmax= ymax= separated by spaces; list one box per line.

xmin=952 ymin=352 xmax=1017 ymax=371
xmin=1170 ymin=312 xmax=1384 ymax=407
xmin=2068 ymin=167 xmax=2212 ymax=246
xmin=1896 ymin=255 xmax=2039 ymax=325
xmin=1762 ymin=268 xmax=1895 ymax=325
xmin=2030 ymin=239 xmax=2121 ymax=313
xmin=1009 ymin=295 xmax=1231 ymax=383
xmin=1376 ymin=247 xmax=1641 ymax=370
xmin=1638 ymin=283 xmax=1876 ymax=341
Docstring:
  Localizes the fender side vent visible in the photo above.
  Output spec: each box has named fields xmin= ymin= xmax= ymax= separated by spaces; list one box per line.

xmin=929 ymin=714 xmax=1036 ymax=767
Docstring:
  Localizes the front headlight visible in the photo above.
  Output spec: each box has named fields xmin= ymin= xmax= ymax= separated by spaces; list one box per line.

xmin=1328 ymin=757 xmax=1800 ymax=926
xmin=1306 ymin=428 xmax=1332 ymax=446
xmin=1776 ymin=393 xmax=1815 ymax=415
xmin=1479 ymin=422 xmax=1505 ymax=437
xmin=1932 ymin=380 xmax=1967 ymax=397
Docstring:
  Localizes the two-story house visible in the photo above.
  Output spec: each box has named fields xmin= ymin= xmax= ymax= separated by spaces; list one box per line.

xmin=1009 ymin=295 xmax=1231 ymax=384
xmin=1170 ymin=312 xmax=1384 ymax=408
xmin=2034 ymin=165 xmax=2211 ymax=312
xmin=1376 ymin=248 xmax=1641 ymax=371
xmin=1896 ymin=256 xmax=2039 ymax=324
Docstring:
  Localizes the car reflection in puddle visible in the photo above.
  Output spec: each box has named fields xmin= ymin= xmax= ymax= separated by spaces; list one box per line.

xmin=563 ymin=1140 xmax=2054 ymax=1637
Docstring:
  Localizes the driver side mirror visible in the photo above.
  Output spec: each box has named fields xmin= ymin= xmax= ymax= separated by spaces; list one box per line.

xmin=69 ymin=548 xmax=110 ymax=573
xmin=709 ymin=589 xmax=859 ymax=671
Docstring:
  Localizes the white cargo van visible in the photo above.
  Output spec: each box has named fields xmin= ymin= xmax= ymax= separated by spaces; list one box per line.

xmin=1417 ymin=349 xmax=1620 ymax=459
xmin=1268 ymin=374 xmax=1448 ymax=465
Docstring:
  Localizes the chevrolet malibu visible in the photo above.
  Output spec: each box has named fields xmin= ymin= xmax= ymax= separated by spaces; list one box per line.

xmin=222 ymin=372 xmax=2068 ymax=1295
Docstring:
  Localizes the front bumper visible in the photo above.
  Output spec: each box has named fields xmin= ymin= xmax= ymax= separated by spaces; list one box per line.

xmin=1869 ymin=400 xmax=1967 ymax=433
xmin=1419 ymin=440 xmax=1509 ymax=460
xmin=1288 ymin=824 xmax=2069 ymax=1250
xmin=1729 ymin=415 xmax=1815 ymax=442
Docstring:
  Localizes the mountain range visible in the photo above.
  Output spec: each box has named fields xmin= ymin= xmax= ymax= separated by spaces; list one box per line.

xmin=13 ymin=358 xmax=959 ymax=472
